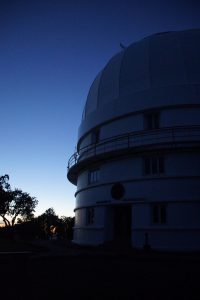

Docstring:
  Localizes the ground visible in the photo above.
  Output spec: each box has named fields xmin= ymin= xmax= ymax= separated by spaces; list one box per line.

xmin=0 ymin=239 xmax=200 ymax=299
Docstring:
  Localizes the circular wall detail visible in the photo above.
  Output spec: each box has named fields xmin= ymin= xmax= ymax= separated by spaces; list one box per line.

xmin=111 ymin=183 xmax=125 ymax=200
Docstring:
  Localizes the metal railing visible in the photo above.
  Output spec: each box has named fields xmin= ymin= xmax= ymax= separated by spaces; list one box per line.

xmin=68 ymin=125 xmax=200 ymax=171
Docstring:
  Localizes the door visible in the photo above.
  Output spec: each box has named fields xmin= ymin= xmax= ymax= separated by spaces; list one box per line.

xmin=113 ymin=205 xmax=132 ymax=244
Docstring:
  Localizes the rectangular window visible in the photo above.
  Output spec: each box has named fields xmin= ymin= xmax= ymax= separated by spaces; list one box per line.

xmin=91 ymin=129 xmax=100 ymax=144
xmin=144 ymin=112 xmax=160 ymax=130
xmin=143 ymin=156 xmax=165 ymax=175
xmin=144 ymin=157 xmax=151 ymax=175
xmin=159 ymin=156 xmax=165 ymax=173
xmin=88 ymin=169 xmax=100 ymax=184
xmin=152 ymin=157 xmax=158 ymax=174
xmin=152 ymin=204 xmax=166 ymax=224
xmin=86 ymin=207 xmax=95 ymax=225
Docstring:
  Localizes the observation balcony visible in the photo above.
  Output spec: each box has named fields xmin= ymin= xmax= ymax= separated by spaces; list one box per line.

xmin=67 ymin=125 xmax=200 ymax=184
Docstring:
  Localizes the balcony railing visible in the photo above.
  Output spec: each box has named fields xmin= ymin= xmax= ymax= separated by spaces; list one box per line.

xmin=68 ymin=125 xmax=200 ymax=171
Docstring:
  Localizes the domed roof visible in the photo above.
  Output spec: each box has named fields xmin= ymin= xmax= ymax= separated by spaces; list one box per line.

xmin=79 ymin=29 xmax=200 ymax=138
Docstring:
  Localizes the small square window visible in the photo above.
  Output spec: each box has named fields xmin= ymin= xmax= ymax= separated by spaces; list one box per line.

xmin=88 ymin=169 xmax=100 ymax=184
xmin=143 ymin=156 xmax=165 ymax=175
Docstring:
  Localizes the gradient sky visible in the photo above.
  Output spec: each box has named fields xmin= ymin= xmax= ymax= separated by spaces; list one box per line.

xmin=1 ymin=0 xmax=200 ymax=219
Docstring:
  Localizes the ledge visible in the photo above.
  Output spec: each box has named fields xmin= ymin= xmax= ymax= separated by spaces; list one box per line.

xmin=67 ymin=125 xmax=200 ymax=184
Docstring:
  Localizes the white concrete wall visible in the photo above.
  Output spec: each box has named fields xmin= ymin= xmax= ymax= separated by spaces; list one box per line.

xmin=132 ymin=201 xmax=200 ymax=250
xmin=76 ymin=152 xmax=200 ymax=207
xmin=161 ymin=107 xmax=200 ymax=127
xmin=73 ymin=206 xmax=105 ymax=245
xmin=76 ymin=180 xmax=199 ymax=210
xmin=132 ymin=229 xmax=200 ymax=251
xmin=74 ymin=105 xmax=200 ymax=249
xmin=78 ymin=107 xmax=200 ymax=149
xmin=73 ymin=228 xmax=104 ymax=245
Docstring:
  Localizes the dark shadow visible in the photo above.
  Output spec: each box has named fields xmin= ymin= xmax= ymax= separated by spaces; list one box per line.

xmin=113 ymin=205 xmax=132 ymax=247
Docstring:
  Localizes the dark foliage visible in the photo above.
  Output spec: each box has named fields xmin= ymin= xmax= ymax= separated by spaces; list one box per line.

xmin=0 ymin=174 xmax=38 ymax=227
xmin=0 ymin=175 xmax=74 ymax=241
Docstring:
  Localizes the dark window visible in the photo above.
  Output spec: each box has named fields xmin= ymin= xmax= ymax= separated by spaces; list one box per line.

xmin=160 ymin=205 xmax=166 ymax=224
xmin=86 ymin=207 xmax=95 ymax=225
xmin=144 ymin=112 xmax=160 ymax=130
xmin=152 ymin=205 xmax=159 ymax=223
xmin=91 ymin=129 xmax=100 ymax=144
xmin=144 ymin=157 xmax=151 ymax=175
xmin=152 ymin=157 xmax=158 ymax=174
xmin=143 ymin=156 xmax=165 ymax=175
xmin=111 ymin=183 xmax=125 ymax=200
xmin=159 ymin=157 xmax=165 ymax=173
xmin=88 ymin=169 xmax=100 ymax=184
xmin=152 ymin=204 xmax=166 ymax=224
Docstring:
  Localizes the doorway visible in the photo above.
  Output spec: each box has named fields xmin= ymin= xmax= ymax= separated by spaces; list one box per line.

xmin=113 ymin=205 xmax=132 ymax=244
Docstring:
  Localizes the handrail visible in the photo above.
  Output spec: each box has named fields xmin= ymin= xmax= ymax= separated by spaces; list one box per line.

xmin=68 ymin=125 xmax=200 ymax=170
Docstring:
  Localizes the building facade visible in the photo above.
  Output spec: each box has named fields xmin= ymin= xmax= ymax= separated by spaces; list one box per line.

xmin=67 ymin=29 xmax=200 ymax=251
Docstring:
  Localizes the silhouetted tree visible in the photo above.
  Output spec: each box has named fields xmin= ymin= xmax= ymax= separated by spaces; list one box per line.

xmin=37 ymin=208 xmax=59 ymax=239
xmin=60 ymin=216 xmax=75 ymax=240
xmin=9 ymin=189 xmax=37 ymax=226
xmin=0 ymin=175 xmax=12 ymax=226
xmin=36 ymin=210 xmax=75 ymax=240
xmin=0 ymin=175 xmax=38 ymax=227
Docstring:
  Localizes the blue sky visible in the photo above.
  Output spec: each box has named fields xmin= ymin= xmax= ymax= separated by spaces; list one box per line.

xmin=1 ymin=0 xmax=200 ymax=218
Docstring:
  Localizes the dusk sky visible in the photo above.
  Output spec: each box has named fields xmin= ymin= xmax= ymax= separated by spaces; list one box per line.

xmin=1 ymin=0 xmax=200 ymax=219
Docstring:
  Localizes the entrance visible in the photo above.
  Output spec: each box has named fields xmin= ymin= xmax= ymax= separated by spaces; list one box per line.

xmin=113 ymin=205 xmax=132 ymax=244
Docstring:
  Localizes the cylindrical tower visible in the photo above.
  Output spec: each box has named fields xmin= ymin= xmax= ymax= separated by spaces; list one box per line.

xmin=67 ymin=29 xmax=200 ymax=251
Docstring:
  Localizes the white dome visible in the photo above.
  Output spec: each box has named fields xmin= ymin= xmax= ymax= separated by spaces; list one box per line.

xmin=79 ymin=29 xmax=200 ymax=139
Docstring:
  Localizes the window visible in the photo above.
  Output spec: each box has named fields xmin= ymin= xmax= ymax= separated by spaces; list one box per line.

xmin=111 ymin=183 xmax=125 ymax=200
xmin=86 ymin=207 xmax=95 ymax=225
xmin=152 ymin=204 xmax=166 ymax=224
xmin=88 ymin=169 xmax=100 ymax=184
xmin=91 ymin=129 xmax=100 ymax=144
xmin=144 ymin=156 xmax=165 ymax=175
xmin=144 ymin=112 xmax=160 ymax=130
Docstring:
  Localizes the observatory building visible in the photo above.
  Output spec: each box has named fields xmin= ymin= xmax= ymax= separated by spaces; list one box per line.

xmin=67 ymin=29 xmax=200 ymax=251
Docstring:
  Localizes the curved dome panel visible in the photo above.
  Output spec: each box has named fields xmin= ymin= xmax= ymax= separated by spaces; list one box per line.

xmin=120 ymin=37 xmax=150 ymax=95
xmin=181 ymin=30 xmax=200 ymax=83
xmin=149 ymin=32 xmax=187 ymax=87
xmin=80 ymin=29 xmax=200 ymax=139
xmin=84 ymin=71 xmax=102 ymax=117
xmin=98 ymin=52 xmax=124 ymax=105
